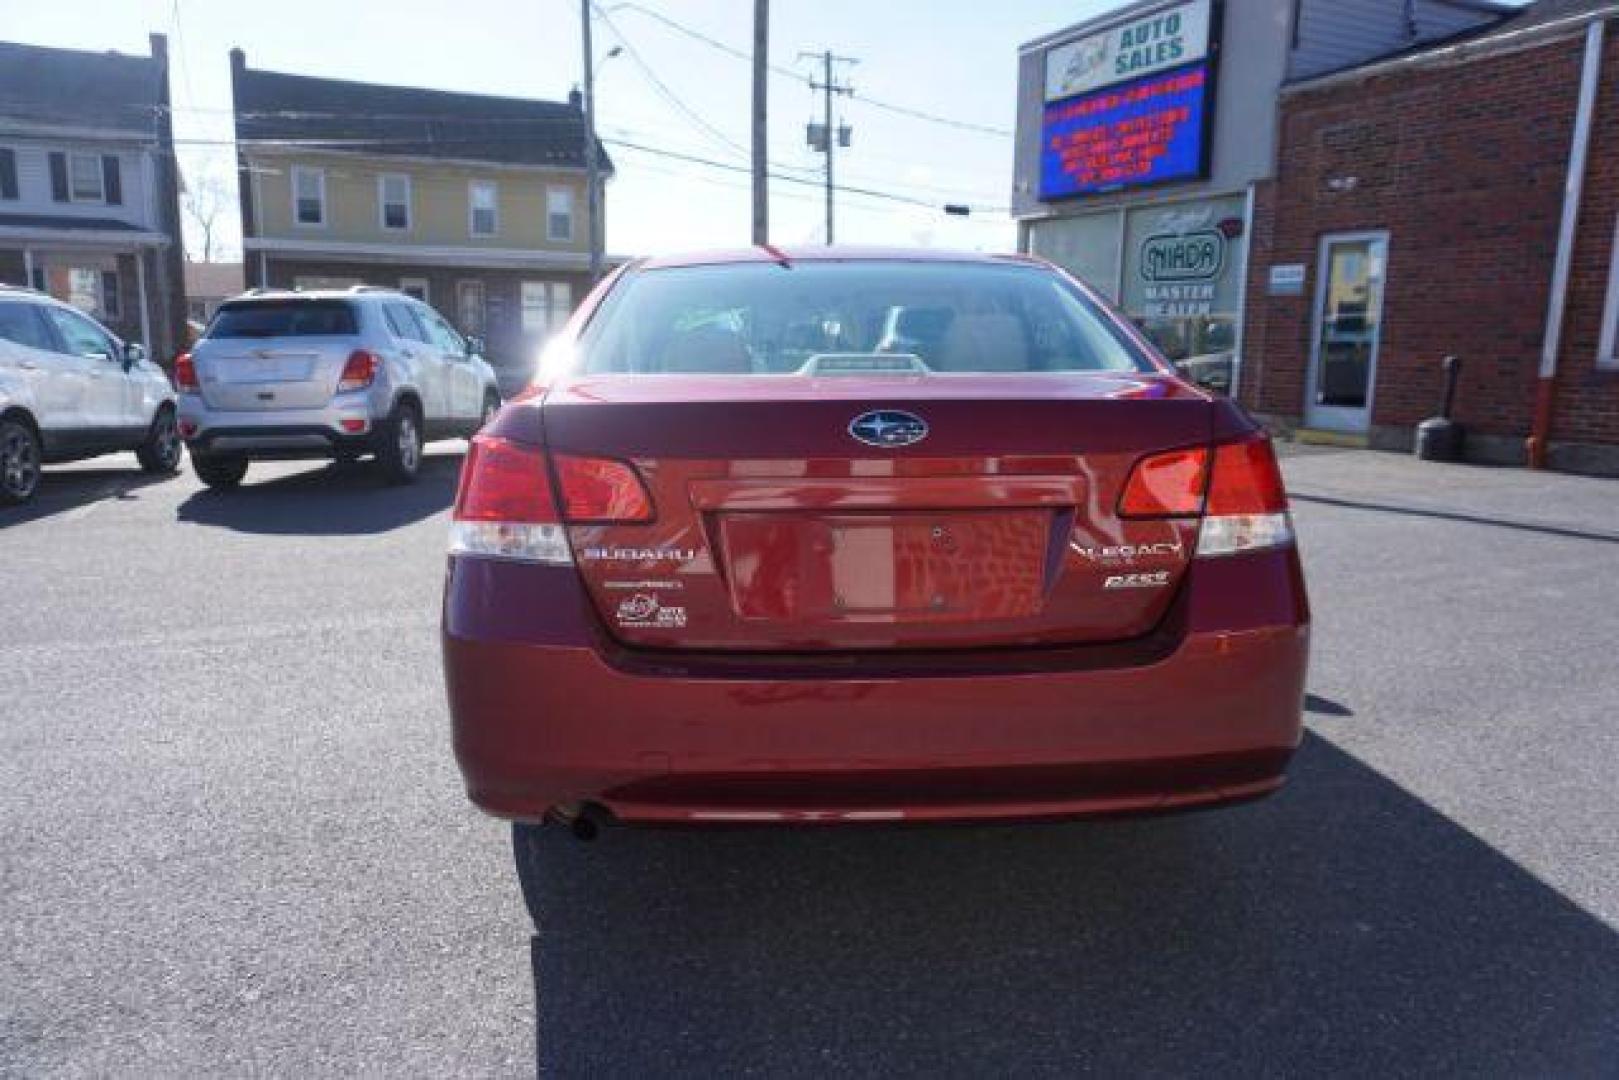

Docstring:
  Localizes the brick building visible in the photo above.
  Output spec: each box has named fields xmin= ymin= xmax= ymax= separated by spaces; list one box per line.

xmin=1240 ymin=0 xmax=1619 ymax=474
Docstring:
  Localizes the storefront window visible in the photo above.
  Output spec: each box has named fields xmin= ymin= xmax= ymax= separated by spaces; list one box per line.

xmin=1028 ymin=211 xmax=1122 ymax=302
xmin=1121 ymin=195 xmax=1246 ymax=394
xmin=1028 ymin=194 xmax=1248 ymax=395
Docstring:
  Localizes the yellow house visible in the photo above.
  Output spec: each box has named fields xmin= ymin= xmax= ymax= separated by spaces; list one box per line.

xmin=231 ymin=49 xmax=611 ymax=387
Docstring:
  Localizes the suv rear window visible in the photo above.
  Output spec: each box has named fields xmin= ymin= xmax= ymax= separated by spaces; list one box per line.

xmin=576 ymin=261 xmax=1150 ymax=376
xmin=206 ymin=300 xmax=358 ymax=338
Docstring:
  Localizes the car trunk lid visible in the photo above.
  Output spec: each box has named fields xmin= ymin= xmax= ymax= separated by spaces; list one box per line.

xmin=544 ymin=372 xmax=1211 ymax=652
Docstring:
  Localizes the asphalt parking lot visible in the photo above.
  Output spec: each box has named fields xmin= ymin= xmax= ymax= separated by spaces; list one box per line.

xmin=2 ymin=445 xmax=1616 ymax=1076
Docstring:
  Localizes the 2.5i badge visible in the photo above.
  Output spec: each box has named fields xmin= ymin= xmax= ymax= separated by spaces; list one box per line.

xmin=1102 ymin=571 xmax=1171 ymax=590
xmin=616 ymin=593 xmax=688 ymax=629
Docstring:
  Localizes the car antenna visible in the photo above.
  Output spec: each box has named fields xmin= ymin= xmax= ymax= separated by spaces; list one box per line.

xmin=759 ymin=243 xmax=793 ymax=268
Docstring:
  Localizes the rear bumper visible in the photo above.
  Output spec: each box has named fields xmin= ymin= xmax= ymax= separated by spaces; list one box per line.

xmin=178 ymin=397 xmax=377 ymax=459
xmin=443 ymin=548 xmax=1310 ymax=826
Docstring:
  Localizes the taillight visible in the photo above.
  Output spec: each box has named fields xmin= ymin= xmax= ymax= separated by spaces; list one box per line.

xmin=338 ymin=349 xmax=378 ymax=393
xmin=448 ymin=435 xmax=655 ymax=563
xmin=174 ymin=352 xmax=198 ymax=392
xmin=1119 ymin=447 xmax=1209 ymax=518
xmin=1197 ymin=433 xmax=1293 ymax=557
xmin=554 ymin=455 xmax=653 ymax=523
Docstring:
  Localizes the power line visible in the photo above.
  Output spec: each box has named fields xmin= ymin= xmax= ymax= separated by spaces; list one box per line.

xmin=169 ymin=0 xmax=197 ymax=107
xmin=589 ymin=0 xmax=752 ymax=164
xmin=606 ymin=1 xmax=800 ymax=80
xmin=142 ymin=98 xmax=1010 ymax=202
xmin=850 ymin=93 xmax=1010 ymax=139
xmin=606 ymin=1 xmax=1012 ymax=139
xmin=159 ymin=132 xmax=1006 ymax=215
xmin=603 ymin=136 xmax=1005 ymax=214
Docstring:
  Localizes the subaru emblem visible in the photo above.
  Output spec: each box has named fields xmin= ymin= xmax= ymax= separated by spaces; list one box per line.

xmin=849 ymin=409 xmax=929 ymax=449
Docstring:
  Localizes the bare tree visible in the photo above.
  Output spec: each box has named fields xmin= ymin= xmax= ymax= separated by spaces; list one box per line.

xmin=181 ymin=169 xmax=231 ymax=263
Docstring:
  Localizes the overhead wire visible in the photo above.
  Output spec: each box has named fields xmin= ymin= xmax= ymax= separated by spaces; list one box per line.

xmin=605 ymin=1 xmax=1012 ymax=138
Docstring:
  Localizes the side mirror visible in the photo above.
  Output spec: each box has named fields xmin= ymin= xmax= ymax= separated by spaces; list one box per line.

xmin=465 ymin=335 xmax=486 ymax=358
xmin=122 ymin=342 xmax=147 ymax=370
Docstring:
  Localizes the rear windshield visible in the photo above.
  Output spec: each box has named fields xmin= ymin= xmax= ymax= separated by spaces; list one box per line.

xmin=576 ymin=261 xmax=1151 ymax=375
xmin=206 ymin=300 xmax=358 ymax=339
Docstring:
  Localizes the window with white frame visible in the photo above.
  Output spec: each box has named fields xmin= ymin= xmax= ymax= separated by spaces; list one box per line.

xmin=293 ymin=166 xmax=326 ymax=226
xmin=520 ymin=281 xmax=572 ymax=335
xmin=546 ymin=186 xmax=574 ymax=242
xmin=1600 ymin=214 xmax=1619 ymax=370
xmin=379 ymin=173 xmax=410 ymax=230
xmin=69 ymin=153 xmax=105 ymax=202
xmin=469 ymin=180 xmax=498 ymax=237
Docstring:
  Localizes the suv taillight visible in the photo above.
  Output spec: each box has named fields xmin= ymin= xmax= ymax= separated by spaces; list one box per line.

xmin=448 ymin=433 xmax=655 ymax=564
xmin=338 ymin=349 xmax=378 ymax=393
xmin=1197 ymin=433 xmax=1293 ymax=557
xmin=174 ymin=352 xmax=198 ymax=392
xmin=1118 ymin=433 xmax=1293 ymax=556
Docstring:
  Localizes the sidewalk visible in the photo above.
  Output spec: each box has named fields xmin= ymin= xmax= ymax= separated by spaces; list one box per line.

xmin=1277 ymin=445 xmax=1619 ymax=540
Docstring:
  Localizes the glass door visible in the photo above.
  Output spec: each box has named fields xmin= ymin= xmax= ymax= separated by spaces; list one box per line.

xmin=1306 ymin=233 xmax=1388 ymax=433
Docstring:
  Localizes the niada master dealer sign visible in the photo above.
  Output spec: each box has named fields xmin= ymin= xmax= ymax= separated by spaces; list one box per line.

xmin=1121 ymin=196 xmax=1244 ymax=320
xmin=1040 ymin=0 xmax=1218 ymax=200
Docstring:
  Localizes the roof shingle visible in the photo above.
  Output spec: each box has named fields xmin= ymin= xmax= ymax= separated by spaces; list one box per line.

xmin=231 ymin=56 xmax=609 ymax=172
xmin=0 ymin=39 xmax=164 ymax=135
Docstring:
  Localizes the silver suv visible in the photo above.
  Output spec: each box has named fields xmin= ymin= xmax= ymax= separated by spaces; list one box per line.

xmin=178 ymin=287 xmax=501 ymax=488
xmin=0 ymin=285 xmax=180 ymax=505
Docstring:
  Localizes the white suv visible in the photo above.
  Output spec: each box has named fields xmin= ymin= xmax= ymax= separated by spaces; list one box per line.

xmin=0 ymin=285 xmax=180 ymax=505
xmin=178 ymin=287 xmax=502 ymax=488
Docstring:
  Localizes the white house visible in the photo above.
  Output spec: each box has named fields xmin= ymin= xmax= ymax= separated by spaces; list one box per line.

xmin=0 ymin=34 xmax=187 ymax=361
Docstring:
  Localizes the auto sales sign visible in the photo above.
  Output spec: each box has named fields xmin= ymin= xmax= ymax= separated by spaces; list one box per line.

xmin=1040 ymin=0 xmax=1218 ymax=200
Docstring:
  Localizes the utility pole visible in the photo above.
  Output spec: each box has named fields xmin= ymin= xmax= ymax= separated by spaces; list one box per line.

xmin=800 ymin=50 xmax=856 ymax=245
xmin=751 ymin=0 xmax=768 ymax=245
xmin=581 ymin=0 xmax=603 ymax=281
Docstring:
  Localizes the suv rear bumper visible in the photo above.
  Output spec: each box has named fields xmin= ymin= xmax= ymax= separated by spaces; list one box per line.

xmin=179 ymin=399 xmax=378 ymax=459
xmin=443 ymin=547 xmax=1311 ymax=826
xmin=185 ymin=424 xmax=379 ymax=459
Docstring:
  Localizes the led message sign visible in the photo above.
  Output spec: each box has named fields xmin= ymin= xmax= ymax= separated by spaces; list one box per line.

xmin=1037 ymin=0 xmax=1218 ymax=200
xmin=1039 ymin=64 xmax=1211 ymax=200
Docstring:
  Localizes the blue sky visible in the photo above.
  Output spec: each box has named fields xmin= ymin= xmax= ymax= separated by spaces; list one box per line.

xmin=6 ymin=0 xmax=1120 ymax=258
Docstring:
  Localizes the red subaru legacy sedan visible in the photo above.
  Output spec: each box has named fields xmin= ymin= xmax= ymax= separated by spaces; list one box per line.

xmin=442 ymin=248 xmax=1308 ymax=836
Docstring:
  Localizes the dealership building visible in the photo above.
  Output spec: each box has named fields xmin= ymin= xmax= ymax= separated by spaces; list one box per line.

xmin=1019 ymin=0 xmax=1619 ymax=473
xmin=1012 ymin=0 xmax=1511 ymax=393
xmin=1241 ymin=0 xmax=1619 ymax=473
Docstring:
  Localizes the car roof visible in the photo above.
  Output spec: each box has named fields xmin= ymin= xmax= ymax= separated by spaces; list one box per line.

xmin=217 ymin=287 xmax=411 ymax=304
xmin=636 ymin=245 xmax=1051 ymax=271
xmin=0 ymin=286 xmax=102 ymax=316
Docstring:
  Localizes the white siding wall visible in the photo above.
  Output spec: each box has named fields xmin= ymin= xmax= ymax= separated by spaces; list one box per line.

xmin=0 ymin=137 xmax=154 ymax=228
xmin=1289 ymin=0 xmax=1506 ymax=80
